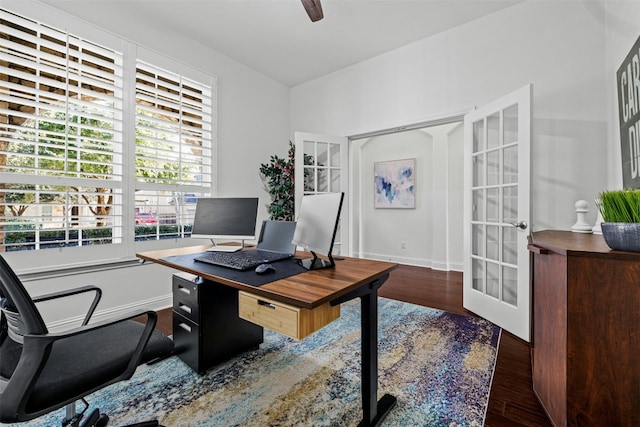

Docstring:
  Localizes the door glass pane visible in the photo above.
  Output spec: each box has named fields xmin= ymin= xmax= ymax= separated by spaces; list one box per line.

xmin=486 ymin=225 xmax=499 ymax=261
xmin=304 ymin=167 xmax=316 ymax=192
xmin=304 ymin=141 xmax=316 ymax=164
xmin=487 ymin=112 xmax=500 ymax=149
xmin=472 ymin=224 xmax=484 ymax=257
xmin=472 ymin=189 xmax=485 ymax=221
xmin=473 ymin=120 xmax=485 ymax=153
xmin=503 ymin=104 xmax=518 ymax=145
xmin=487 ymin=262 xmax=500 ymax=298
xmin=486 ymin=188 xmax=499 ymax=222
xmin=316 ymin=142 xmax=328 ymax=168
xmin=317 ymin=168 xmax=328 ymax=192
xmin=487 ymin=150 xmax=500 ymax=185
xmin=503 ymin=226 xmax=517 ymax=265
xmin=502 ymin=265 xmax=517 ymax=306
xmin=473 ymin=154 xmax=485 ymax=187
xmin=330 ymin=169 xmax=341 ymax=192
xmin=330 ymin=143 xmax=341 ymax=167
xmin=503 ymin=185 xmax=517 ymax=223
xmin=503 ymin=145 xmax=518 ymax=184
xmin=472 ymin=258 xmax=485 ymax=292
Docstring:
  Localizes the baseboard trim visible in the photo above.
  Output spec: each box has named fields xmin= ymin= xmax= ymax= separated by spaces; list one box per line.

xmin=357 ymin=252 xmax=463 ymax=272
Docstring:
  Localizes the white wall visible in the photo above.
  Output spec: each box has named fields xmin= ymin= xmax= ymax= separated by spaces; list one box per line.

xmin=2 ymin=0 xmax=291 ymax=320
xmin=291 ymin=0 xmax=610 ymax=232
xmin=351 ymin=123 xmax=463 ymax=270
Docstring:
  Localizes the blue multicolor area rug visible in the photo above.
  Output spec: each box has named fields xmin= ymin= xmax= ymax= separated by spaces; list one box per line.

xmin=7 ymin=298 xmax=500 ymax=427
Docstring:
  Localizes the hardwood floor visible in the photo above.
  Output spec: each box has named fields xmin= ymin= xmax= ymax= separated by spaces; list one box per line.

xmin=154 ymin=264 xmax=551 ymax=426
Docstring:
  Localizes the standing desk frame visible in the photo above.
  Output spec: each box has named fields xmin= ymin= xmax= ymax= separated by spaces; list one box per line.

xmin=137 ymin=246 xmax=398 ymax=426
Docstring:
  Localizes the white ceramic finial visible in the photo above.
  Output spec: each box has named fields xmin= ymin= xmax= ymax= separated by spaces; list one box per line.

xmin=572 ymin=199 xmax=592 ymax=233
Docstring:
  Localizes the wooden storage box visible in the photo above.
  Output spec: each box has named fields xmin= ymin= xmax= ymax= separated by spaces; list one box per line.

xmin=238 ymin=291 xmax=340 ymax=340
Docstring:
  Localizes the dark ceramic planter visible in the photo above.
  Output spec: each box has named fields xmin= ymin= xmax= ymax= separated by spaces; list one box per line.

xmin=601 ymin=222 xmax=640 ymax=252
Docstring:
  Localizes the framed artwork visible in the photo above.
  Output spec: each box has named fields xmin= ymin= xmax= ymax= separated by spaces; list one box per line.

xmin=374 ymin=158 xmax=416 ymax=208
xmin=617 ymin=34 xmax=640 ymax=189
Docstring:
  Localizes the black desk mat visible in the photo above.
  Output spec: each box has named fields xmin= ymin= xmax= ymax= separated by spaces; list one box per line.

xmin=160 ymin=252 xmax=307 ymax=287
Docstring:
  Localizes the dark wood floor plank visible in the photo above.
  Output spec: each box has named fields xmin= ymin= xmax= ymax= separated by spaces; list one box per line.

xmin=154 ymin=264 xmax=551 ymax=426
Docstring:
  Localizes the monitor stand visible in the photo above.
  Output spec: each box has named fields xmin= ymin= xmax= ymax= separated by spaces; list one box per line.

xmin=296 ymin=251 xmax=335 ymax=270
xmin=206 ymin=240 xmax=244 ymax=252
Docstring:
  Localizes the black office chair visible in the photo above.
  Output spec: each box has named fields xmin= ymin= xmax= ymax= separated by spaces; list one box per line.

xmin=0 ymin=254 xmax=174 ymax=426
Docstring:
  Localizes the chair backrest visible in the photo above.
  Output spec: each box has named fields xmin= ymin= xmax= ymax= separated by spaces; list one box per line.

xmin=0 ymin=255 xmax=47 ymax=337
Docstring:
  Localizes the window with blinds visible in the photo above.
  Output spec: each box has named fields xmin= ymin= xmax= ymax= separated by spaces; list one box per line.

xmin=132 ymin=62 xmax=212 ymax=241
xmin=0 ymin=9 xmax=214 ymax=252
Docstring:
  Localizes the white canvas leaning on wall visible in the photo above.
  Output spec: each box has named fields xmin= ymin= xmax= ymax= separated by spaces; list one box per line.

xmin=374 ymin=158 xmax=416 ymax=209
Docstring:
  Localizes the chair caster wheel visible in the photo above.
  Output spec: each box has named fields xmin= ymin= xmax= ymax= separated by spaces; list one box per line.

xmin=96 ymin=414 xmax=109 ymax=427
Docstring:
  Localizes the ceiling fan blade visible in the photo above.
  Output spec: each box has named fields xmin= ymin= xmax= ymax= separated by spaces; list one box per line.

xmin=301 ymin=0 xmax=323 ymax=22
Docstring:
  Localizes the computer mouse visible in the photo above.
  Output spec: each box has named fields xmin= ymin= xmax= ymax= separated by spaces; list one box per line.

xmin=255 ymin=263 xmax=276 ymax=274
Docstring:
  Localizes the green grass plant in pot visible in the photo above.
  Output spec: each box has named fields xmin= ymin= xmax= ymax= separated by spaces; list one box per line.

xmin=598 ymin=189 xmax=640 ymax=251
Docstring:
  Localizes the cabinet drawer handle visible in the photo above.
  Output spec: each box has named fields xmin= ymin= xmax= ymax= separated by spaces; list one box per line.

xmin=527 ymin=244 xmax=549 ymax=255
xmin=177 ymin=285 xmax=191 ymax=295
xmin=178 ymin=303 xmax=192 ymax=314
xmin=178 ymin=323 xmax=192 ymax=333
xmin=258 ymin=300 xmax=276 ymax=310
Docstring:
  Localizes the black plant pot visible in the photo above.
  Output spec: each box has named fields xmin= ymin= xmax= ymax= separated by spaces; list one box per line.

xmin=601 ymin=222 xmax=640 ymax=252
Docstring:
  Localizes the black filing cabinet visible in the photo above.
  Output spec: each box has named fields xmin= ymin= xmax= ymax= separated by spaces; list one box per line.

xmin=172 ymin=272 xmax=263 ymax=373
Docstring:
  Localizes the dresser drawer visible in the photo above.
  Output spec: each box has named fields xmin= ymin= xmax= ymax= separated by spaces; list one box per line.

xmin=238 ymin=291 xmax=340 ymax=340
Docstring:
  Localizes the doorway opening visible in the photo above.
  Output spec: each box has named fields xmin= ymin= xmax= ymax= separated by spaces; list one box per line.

xmin=349 ymin=118 xmax=464 ymax=271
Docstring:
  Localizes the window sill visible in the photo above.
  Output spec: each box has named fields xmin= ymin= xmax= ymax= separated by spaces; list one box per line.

xmin=18 ymin=258 xmax=142 ymax=282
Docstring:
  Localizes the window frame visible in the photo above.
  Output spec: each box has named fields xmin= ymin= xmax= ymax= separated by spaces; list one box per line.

xmin=0 ymin=7 xmax=217 ymax=272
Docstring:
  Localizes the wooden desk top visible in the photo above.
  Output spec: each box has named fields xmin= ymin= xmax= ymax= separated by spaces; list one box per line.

xmin=137 ymin=246 xmax=398 ymax=309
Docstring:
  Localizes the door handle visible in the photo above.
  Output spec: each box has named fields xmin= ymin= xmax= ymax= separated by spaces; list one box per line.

xmin=509 ymin=221 xmax=528 ymax=230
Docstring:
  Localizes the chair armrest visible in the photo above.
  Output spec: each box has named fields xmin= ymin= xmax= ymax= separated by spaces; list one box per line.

xmin=33 ymin=285 xmax=102 ymax=326
xmin=1 ymin=309 xmax=158 ymax=422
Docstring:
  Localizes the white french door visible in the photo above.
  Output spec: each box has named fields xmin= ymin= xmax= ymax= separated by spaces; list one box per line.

xmin=294 ymin=132 xmax=349 ymax=255
xmin=463 ymin=85 xmax=532 ymax=342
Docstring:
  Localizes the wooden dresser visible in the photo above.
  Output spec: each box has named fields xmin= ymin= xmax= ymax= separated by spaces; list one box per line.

xmin=528 ymin=230 xmax=640 ymax=426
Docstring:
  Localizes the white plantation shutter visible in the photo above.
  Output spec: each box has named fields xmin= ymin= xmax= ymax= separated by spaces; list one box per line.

xmin=135 ymin=61 xmax=212 ymax=190
xmin=1 ymin=11 xmax=123 ymax=180
xmin=0 ymin=9 xmax=124 ymax=249
xmin=132 ymin=62 xmax=213 ymax=239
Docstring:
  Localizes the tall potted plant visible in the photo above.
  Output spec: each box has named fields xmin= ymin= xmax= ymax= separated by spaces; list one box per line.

xmin=260 ymin=142 xmax=296 ymax=221
xmin=598 ymin=189 xmax=640 ymax=251
xmin=260 ymin=142 xmax=318 ymax=221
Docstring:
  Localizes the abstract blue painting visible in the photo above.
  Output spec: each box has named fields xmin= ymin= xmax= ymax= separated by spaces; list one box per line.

xmin=374 ymin=158 xmax=416 ymax=208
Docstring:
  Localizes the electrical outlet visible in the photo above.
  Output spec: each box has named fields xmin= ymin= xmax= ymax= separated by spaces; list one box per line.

xmin=401 ymin=241 xmax=406 ymax=249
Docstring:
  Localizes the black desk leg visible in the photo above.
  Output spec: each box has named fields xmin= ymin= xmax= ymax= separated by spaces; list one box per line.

xmin=358 ymin=283 xmax=397 ymax=426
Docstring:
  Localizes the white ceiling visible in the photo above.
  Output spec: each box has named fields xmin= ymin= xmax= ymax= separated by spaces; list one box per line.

xmin=41 ymin=0 xmax=523 ymax=87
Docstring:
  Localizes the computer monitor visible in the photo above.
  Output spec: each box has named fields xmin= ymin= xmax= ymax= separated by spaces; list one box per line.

xmin=292 ymin=192 xmax=344 ymax=270
xmin=257 ymin=220 xmax=297 ymax=255
xmin=191 ymin=197 xmax=259 ymax=252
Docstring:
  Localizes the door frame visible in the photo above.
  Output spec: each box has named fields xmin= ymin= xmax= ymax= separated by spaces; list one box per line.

xmin=348 ymin=117 xmax=466 ymax=264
